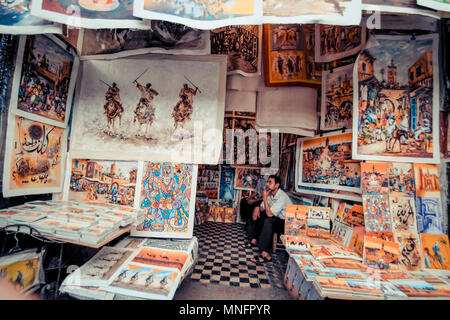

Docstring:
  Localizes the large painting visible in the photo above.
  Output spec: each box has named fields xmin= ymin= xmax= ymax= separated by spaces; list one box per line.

xmin=263 ymin=24 xmax=322 ymax=87
xmin=78 ymin=21 xmax=210 ymax=59
xmin=9 ymin=35 xmax=79 ymax=128
xmin=132 ymin=162 xmax=197 ymax=239
xmin=0 ymin=0 xmax=61 ymax=34
xmin=218 ymin=166 xmax=235 ymax=200
xmin=2 ymin=116 xmax=66 ymax=197
xmin=262 ymin=0 xmax=362 ymax=25
xmin=210 ymin=25 xmax=261 ymax=77
xmin=296 ymin=132 xmax=362 ymax=194
xmin=132 ymin=0 xmax=263 ymax=30
xmin=352 ymin=34 xmax=439 ymax=163
xmin=69 ymin=54 xmax=226 ymax=164
xmin=320 ymin=64 xmax=354 ymax=131
xmin=314 ymin=25 xmax=366 ymax=63
xmin=31 ymin=0 xmax=148 ymax=29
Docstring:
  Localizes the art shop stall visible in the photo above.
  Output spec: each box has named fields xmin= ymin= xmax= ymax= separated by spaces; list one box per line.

xmin=0 ymin=0 xmax=450 ymax=301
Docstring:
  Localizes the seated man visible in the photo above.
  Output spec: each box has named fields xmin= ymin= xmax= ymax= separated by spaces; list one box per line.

xmin=239 ymin=175 xmax=266 ymax=230
xmin=248 ymin=175 xmax=292 ymax=263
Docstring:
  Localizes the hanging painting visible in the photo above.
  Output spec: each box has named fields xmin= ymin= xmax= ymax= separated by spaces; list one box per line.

xmin=77 ymin=21 xmax=210 ymax=60
xmin=296 ymin=132 xmax=362 ymax=195
xmin=69 ymin=54 xmax=226 ymax=164
xmin=234 ymin=166 xmax=261 ymax=190
xmin=2 ymin=116 xmax=66 ymax=197
xmin=262 ymin=0 xmax=362 ymax=25
xmin=30 ymin=0 xmax=148 ymax=29
xmin=314 ymin=25 xmax=366 ymax=63
xmin=218 ymin=166 xmax=235 ymax=200
xmin=362 ymin=0 xmax=441 ymax=19
xmin=418 ymin=0 xmax=450 ymax=13
xmin=210 ymin=25 xmax=262 ymax=77
xmin=263 ymin=24 xmax=322 ymax=87
xmin=0 ymin=0 xmax=61 ymax=34
xmin=132 ymin=162 xmax=197 ymax=239
xmin=8 ymin=34 xmax=79 ymax=128
xmin=352 ymin=34 xmax=439 ymax=163
xmin=320 ymin=63 xmax=354 ymax=131
xmin=132 ymin=0 xmax=263 ymax=30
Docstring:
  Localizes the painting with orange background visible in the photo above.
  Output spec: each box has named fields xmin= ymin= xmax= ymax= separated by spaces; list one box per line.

xmin=132 ymin=247 xmax=189 ymax=271
xmin=3 ymin=116 xmax=65 ymax=197
xmin=361 ymin=161 xmax=388 ymax=194
xmin=413 ymin=163 xmax=440 ymax=198
xmin=420 ymin=234 xmax=450 ymax=270
xmin=284 ymin=204 xmax=308 ymax=236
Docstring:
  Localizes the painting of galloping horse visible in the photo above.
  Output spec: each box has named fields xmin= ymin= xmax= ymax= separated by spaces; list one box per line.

xmin=70 ymin=54 xmax=226 ymax=164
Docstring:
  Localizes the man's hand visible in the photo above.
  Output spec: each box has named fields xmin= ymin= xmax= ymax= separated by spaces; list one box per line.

xmin=262 ymin=189 xmax=269 ymax=199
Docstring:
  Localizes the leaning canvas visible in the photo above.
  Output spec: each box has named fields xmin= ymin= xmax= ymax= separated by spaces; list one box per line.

xmin=353 ymin=34 xmax=440 ymax=163
xmin=132 ymin=162 xmax=197 ymax=239
xmin=69 ymin=54 xmax=227 ymax=164
xmin=2 ymin=116 xmax=66 ymax=197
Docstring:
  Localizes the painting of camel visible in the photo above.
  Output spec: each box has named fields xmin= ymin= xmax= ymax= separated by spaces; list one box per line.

xmin=70 ymin=54 xmax=226 ymax=164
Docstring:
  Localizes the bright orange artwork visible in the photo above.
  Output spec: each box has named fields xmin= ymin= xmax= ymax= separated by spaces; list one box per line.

xmin=420 ymin=234 xmax=450 ymax=270
xmin=132 ymin=247 xmax=189 ymax=271
xmin=414 ymin=163 xmax=440 ymax=198
xmin=361 ymin=161 xmax=388 ymax=194
xmin=363 ymin=236 xmax=400 ymax=269
xmin=284 ymin=205 xmax=308 ymax=236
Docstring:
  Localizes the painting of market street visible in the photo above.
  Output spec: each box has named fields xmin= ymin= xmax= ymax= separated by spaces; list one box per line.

xmin=69 ymin=159 xmax=137 ymax=206
xmin=18 ymin=35 xmax=74 ymax=123
xmin=356 ymin=37 xmax=435 ymax=158
xmin=301 ymin=133 xmax=361 ymax=192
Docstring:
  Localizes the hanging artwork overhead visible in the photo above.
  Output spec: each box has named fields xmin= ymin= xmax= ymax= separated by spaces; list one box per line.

xmin=132 ymin=0 xmax=263 ymax=30
xmin=262 ymin=0 xmax=362 ymax=25
xmin=77 ymin=21 xmax=210 ymax=60
xmin=2 ymin=116 xmax=67 ymax=197
xmin=314 ymin=25 xmax=366 ymax=63
xmin=8 ymin=34 xmax=79 ymax=128
xmin=320 ymin=63 xmax=354 ymax=131
xmin=295 ymin=132 xmax=362 ymax=195
xmin=30 ymin=0 xmax=149 ymax=29
xmin=0 ymin=0 xmax=61 ymax=35
xmin=362 ymin=0 xmax=442 ymax=19
xmin=69 ymin=54 xmax=226 ymax=164
xmin=132 ymin=161 xmax=197 ymax=239
xmin=352 ymin=34 xmax=439 ymax=164
xmin=417 ymin=0 xmax=450 ymax=12
xmin=210 ymin=25 xmax=262 ymax=77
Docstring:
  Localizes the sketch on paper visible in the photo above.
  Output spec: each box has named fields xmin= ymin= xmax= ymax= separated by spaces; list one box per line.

xmin=69 ymin=55 xmax=226 ymax=164
xmin=353 ymin=34 xmax=439 ymax=163
xmin=315 ymin=25 xmax=366 ymax=63
xmin=0 ymin=0 xmax=61 ymax=34
xmin=11 ymin=35 xmax=78 ymax=128
xmin=320 ymin=64 xmax=354 ymax=131
xmin=133 ymin=0 xmax=262 ymax=30
xmin=210 ymin=25 xmax=261 ymax=77
xmin=31 ymin=0 xmax=148 ymax=29
xmin=132 ymin=162 xmax=197 ymax=239
xmin=78 ymin=21 xmax=210 ymax=59
xmin=68 ymin=159 xmax=138 ymax=207
xmin=2 ymin=116 xmax=65 ymax=197
xmin=296 ymin=132 xmax=361 ymax=194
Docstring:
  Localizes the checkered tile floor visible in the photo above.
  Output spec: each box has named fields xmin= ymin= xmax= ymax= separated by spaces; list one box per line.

xmin=190 ymin=222 xmax=288 ymax=289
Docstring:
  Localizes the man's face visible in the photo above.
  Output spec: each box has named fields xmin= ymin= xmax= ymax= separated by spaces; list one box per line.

xmin=266 ymin=177 xmax=279 ymax=193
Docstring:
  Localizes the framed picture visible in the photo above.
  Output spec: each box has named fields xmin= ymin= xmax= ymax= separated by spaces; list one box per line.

xmin=8 ymin=34 xmax=79 ymax=128
xmin=263 ymin=24 xmax=322 ymax=88
xmin=234 ymin=166 xmax=261 ymax=190
xmin=218 ymin=166 xmax=235 ymax=200
xmin=352 ymin=34 xmax=440 ymax=164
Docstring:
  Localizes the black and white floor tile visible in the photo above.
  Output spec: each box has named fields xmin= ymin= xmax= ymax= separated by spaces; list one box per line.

xmin=190 ymin=222 xmax=288 ymax=289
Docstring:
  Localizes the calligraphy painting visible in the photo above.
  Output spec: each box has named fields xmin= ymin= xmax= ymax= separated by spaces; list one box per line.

xmin=389 ymin=196 xmax=418 ymax=235
xmin=30 ymin=0 xmax=148 ymax=29
xmin=314 ymin=25 xmax=366 ymax=63
xmin=263 ymin=24 xmax=322 ymax=87
xmin=420 ymin=234 xmax=450 ymax=270
xmin=362 ymin=195 xmax=392 ymax=233
xmin=360 ymin=161 xmax=388 ymax=195
xmin=262 ymin=0 xmax=362 ymax=25
xmin=387 ymin=162 xmax=415 ymax=197
xmin=132 ymin=0 xmax=262 ymax=30
xmin=416 ymin=197 xmax=445 ymax=235
xmin=353 ymin=34 xmax=439 ymax=163
xmin=66 ymin=159 xmax=138 ymax=207
xmin=9 ymin=35 xmax=78 ymax=128
xmin=234 ymin=166 xmax=260 ymax=190
xmin=320 ymin=64 xmax=354 ymax=131
xmin=296 ymin=132 xmax=362 ymax=195
xmin=132 ymin=162 xmax=197 ymax=239
xmin=70 ymin=54 xmax=226 ymax=164
xmin=2 ymin=116 xmax=66 ymax=197
xmin=218 ymin=166 xmax=235 ymax=200
xmin=210 ymin=25 xmax=261 ymax=77
xmin=107 ymin=263 xmax=180 ymax=300
xmin=395 ymin=233 xmax=424 ymax=271
xmin=78 ymin=21 xmax=210 ymax=59
xmin=0 ymin=0 xmax=61 ymax=34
